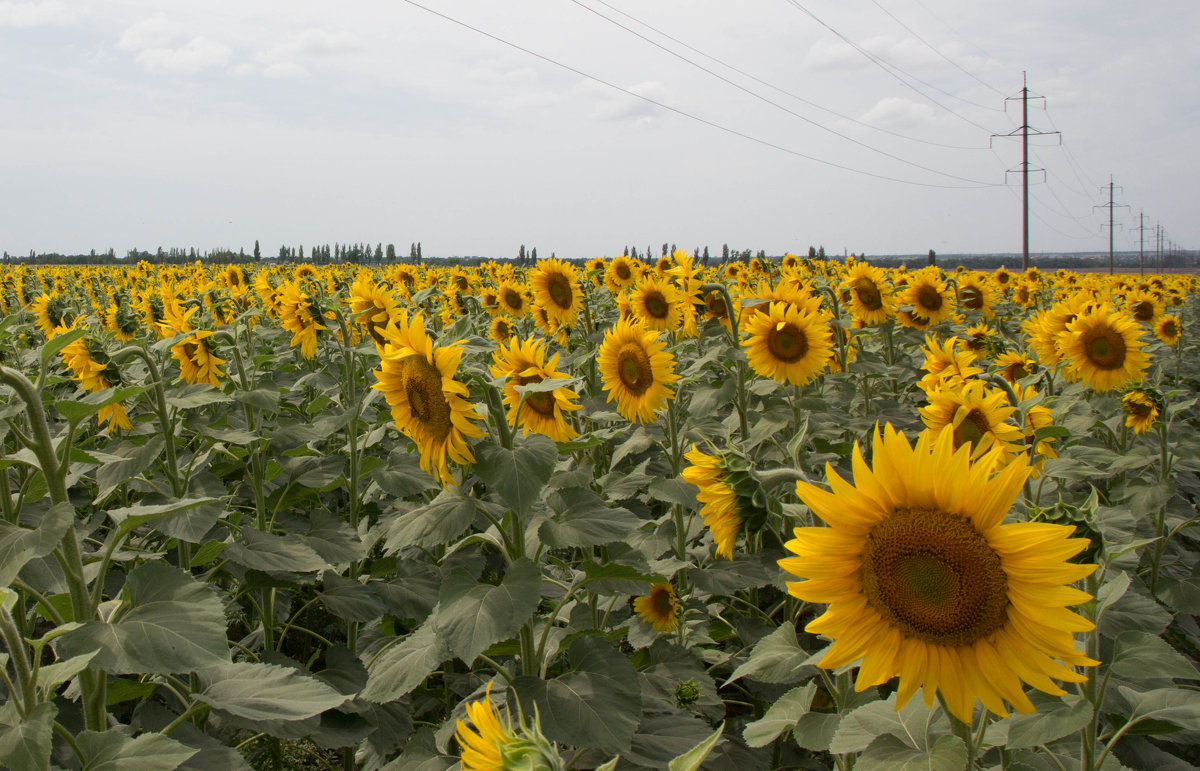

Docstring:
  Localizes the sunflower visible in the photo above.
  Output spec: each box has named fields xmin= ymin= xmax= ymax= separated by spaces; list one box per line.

xmin=1154 ymin=314 xmax=1182 ymax=345
xmin=455 ymin=683 xmax=515 ymax=770
xmin=277 ymin=281 xmax=326 ymax=359
xmin=1122 ymin=388 xmax=1160 ymax=435
xmin=681 ymin=445 xmax=745 ymax=559
xmin=372 ymin=312 xmax=485 ymax=486
xmin=103 ymin=301 xmax=142 ymax=342
xmin=489 ymin=315 xmax=514 ymax=345
xmin=842 ymin=262 xmax=893 ymax=325
xmin=629 ymin=275 xmax=683 ymax=332
xmin=995 ymin=351 xmax=1038 ymax=385
xmin=32 ymin=293 xmax=75 ymax=337
xmin=900 ymin=270 xmax=955 ymax=325
xmin=604 ymin=255 xmax=640 ymax=294
xmin=171 ymin=329 xmax=225 ymax=387
xmin=495 ymin=280 xmax=529 ymax=318
xmin=917 ymin=335 xmax=982 ymax=393
xmin=596 ymin=317 xmax=679 ymax=424
xmin=350 ymin=274 xmax=401 ymax=348
xmin=60 ymin=334 xmax=131 ymax=432
xmin=920 ymin=380 xmax=1025 ymax=466
xmin=742 ymin=301 xmax=833 ymax=386
xmin=529 ymin=258 xmax=580 ymax=327
xmin=780 ymin=425 xmax=1097 ymax=723
xmin=634 ymin=583 xmax=681 ymax=633
xmin=956 ymin=276 xmax=996 ymax=318
xmin=1124 ymin=290 xmax=1160 ymax=325
xmin=1056 ymin=305 xmax=1150 ymax=392
xmin=490 ymin=337 xmax=581 ymax=443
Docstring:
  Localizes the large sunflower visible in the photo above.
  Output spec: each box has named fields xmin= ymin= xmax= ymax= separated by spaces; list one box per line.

xmin=596 ymin=317 xmax=679 ymax=424
xmin=489 ymin=337 xmax=581 ymax=443
xmin=372 ymin=313 xmax=485 ymax=486
xmin=742 ymin=301 xmax=833 ymax=386
xmin=529 ymin=257 xmax=580 ymax=328
xmin=1056 ymin=305 xmax=1150 ymax=391
xmin=629 ymin=275 xmax=683 ymax=332
xmin=780 ymin=425 xmax=1097 ymax=723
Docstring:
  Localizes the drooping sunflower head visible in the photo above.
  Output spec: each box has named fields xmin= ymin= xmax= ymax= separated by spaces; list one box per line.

xmin=633 ymin=583 xmax=682 ymax=633
xmin=171 ymin=329 xmax=225 ymax=387
xmin=454 ymin=683 xmax=563 ymax=771
xmin=781 ymin=424 xmax=1097 ymax=722
xmin=680 ymin=444 xmax=771 ymax=559
xmin=1056 ymin=305 xmax=1150 ymax=392
xmin=595 ymin=317 xmax=679 ymax=424
xmin=742 ymin=300 xmax=834 ymax=387
xmin=1121 ymin=387 xmax=1162 ymax=435
xmin=530 ymin=258 xmax=580 ymax=327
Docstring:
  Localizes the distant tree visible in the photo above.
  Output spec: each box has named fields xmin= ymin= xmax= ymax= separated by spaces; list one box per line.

xmin=299 ymin=245 xmax=305 ymax=260
xmin=702 ymin=245 xmax=710 ymax=264
xmin=278 ymin=245 xmax=289 ymax=259
xmin=254 ymin=240 xmax=261 ymax=262
xmin=386 ymin=243 xmax=396 ymax=262
xmin=817 ymin=246 xmax=826 ymax=259
xmin=519 ymin=244 xmax=526 ymax=264
xmin=928 ymin=249 xmax=936 ymax=266
xmin=662 ymin=243 xmax=669 ymax=257
xmin=721 ymin=244 xmax=729 ymax=261
xmin=807 ymin=246 xmax=817 ymax=259
xmin=375 ymin=243 xmax=383 ymax=262
xmin=416 ymin=242 xmax=423 ymax=261
xmin=622 ymin=245 xmax=629 ymax=257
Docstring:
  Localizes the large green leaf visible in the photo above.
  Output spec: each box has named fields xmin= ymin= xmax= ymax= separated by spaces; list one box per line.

xmin=93 ymin=435 xmax=165 ymax=503
xmin=197 ymin=662 xmax=348 ymax=722
xmin=165 ymin=384 xmax=232 ymax=409
xmin=53 ymin=385 xmax=151 ymax=425
xmin=513 ymin=637 xmax=642 ymax=755
xmin=360 ymin=622 xmax=447 ymax=703
xmin=75 ymin=730 xmax=196 ymax=771
xmin=435 ymin=558 xmax=541 ymax=664
xmin=667 ymin=721 xmax=725 ymax=771
xmin=725 ymin=621 xmax=809 ymax=685
xmin=988 ymin=693 xmax=1092 ymax=749
xmin=319 ymin=572 xmax=386 ymax=623
xmin=0 ymin=501 xmax=72 ymax=587
xmin=474 ymin=435 xmax=557 ymax=514
xmin=539 ymin=487 xmax=640 ymax=548
xmin=743 ymin=683 xmax=818 ymax=748
xmin=383 ymin=490 xmax=478 ymax=551
xmin=0 ymin=701 xmax=56 ymax=771
xmin=1111 ymin=631 xmax=1200 ymax=680
xmin=829 ymin=696 xmax=946 ymax=755
xmin=105 ymin=497 xmax=224 ymax=535
xmin=222 ymin=528 xmax=330 ymax=574
xmin=1113 ymin=686 xmax=1200 ymax=735
xmin=856 ymin=734 xmax=967 ymax=771
xmin=57 ymin=561 xmax=230 ymax=674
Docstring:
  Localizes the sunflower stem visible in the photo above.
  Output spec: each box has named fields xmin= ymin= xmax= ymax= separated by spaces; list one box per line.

xmin=936 ymin=692 xmax=977 ymax=770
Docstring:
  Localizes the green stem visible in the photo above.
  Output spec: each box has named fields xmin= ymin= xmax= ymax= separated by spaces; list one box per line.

xmin=0 ymin=604 xmax=37 ymax=716
xmin=936 ymin=692 xmax=976 ymax=770
xmin=1080 ymin=570 xmax=1100 ymax=770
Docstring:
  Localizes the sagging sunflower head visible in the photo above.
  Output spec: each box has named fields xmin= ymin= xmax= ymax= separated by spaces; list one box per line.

xmin=454 ymin=683 xmax=564 ymax=771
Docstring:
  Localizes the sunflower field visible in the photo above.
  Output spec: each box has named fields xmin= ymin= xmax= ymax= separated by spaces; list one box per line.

xmin=0 ymin=254 xmax=1198 ymax=770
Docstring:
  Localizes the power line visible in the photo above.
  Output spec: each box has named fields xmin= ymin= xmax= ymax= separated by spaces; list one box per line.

xmin=585 ymin=0 xmax=984 ymax=150
xmin=867 ymin=0 xmax=1005 ymax=96
xmin=397 ymin=0 xmax=998 ymax=189
xmin=905 ymin=0 xmax=1004 ymax=69
xmin=779 ymin=0 xmax=1006 ymax=127
xmin=566 ymin=0 xmax=996 ymax=184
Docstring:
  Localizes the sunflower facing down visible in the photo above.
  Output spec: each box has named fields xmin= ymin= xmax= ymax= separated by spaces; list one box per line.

xmin=596 ymin=317 xmax=679 ymax=424
xmin=490 ymin=337 xmax=581 ymax=443
xmin=454 ymin=684 xmax=563 ymax=771
xmin=1122 ymin=388 xmax=1161 ymax=434
xmin=171 ymin=329 xmax=225 ymax=387
xmin=743 ymin=301 xmax=834 ymax=386
xmin=372 ymin=312 xmax=485 ymax=486
xmin=634 ymin=583 xmax=682 ymax=633
xmin=681 ymin=445 xmax=746 ymax=559
xmin=780 ymin=425 xmax=1097 ymax=723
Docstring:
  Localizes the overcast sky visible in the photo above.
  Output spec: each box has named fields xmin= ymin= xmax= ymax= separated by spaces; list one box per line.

xmin=2 ymin=0 xmax=1196 ymax=260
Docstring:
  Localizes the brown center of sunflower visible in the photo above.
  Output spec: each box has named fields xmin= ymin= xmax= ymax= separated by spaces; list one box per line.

xmin=545 ymin=273 xmax=573 ymax=309
xmin=1082 ymin=328 xmax=1127 ymax=370
xmin=504 ymin=289 xmax=524 ymax=311
xmin=853 ymin=278 xmax=883 ymax=311
xmin=615 ymin=342 xmax=654 ymax=396
xmin=705 ymin=292 xmax=727 ymax=317
xmin=767 ymin=322 xmax=809 ymax=363
xmin=1132 ymin=301 xmax=1154 ymax=321
xmin=454 ymin=275 xmax=469 ymax=292
xmin=643 ymin=290 xmax=670 ymax=319
xmin=652 ymin=586 xmax=675 ymax=615
xmin=616 ymin=262 xmax=631 ymax=280
xmin=515 ymin=374 xmax=556 ymax=417
xmin=403 ymin=357 xmax=452 ymax=441
xmin=916 ymin=285 xmax=943 ymax=312
xmin=1161 ymin=320 xmax=1178 ymax=338
xmin=960 ymin=286 xmax=983 ymax=310
xmin=1127 ymin=399 xmax=1153 ymax=419
xmin=861 ymin=507 xmax=1009 ymax=647
xmin=952 ymin=409 xmax=991 ymax=449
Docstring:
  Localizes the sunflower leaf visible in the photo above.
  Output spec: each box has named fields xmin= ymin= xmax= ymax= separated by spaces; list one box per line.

xmin=474 ymin=435 xmax=557 ymax=515
xmin=434 ymin=558 xmax=541 ymax=665
xmin=1111 ymin=632 xmax=1200 ymax=680
xmin=725 ymin=621 xmax=810 ymax=686
xmin=743 ymin=683 xmax=818 ymax=747
xmin=540 ymin=487 xmax=639 ymax=548
xmin=0 ymin=701 xmax=57 ymax=771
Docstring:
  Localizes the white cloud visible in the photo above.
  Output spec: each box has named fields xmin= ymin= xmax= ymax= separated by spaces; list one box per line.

xmin=262 ymin=61 xmax=308 ymax=79
xmin=0 ymin=0 xmax=76 ymax=28
xmin=135 ymin=37 xmax=231 ymax=74
xmin=589 ymin=81 xmax=668 ymax=125
xmin=250 ymin=27 xmax=364 ymax=78
xmin=858 ymin=97 xmax=938 ymax=129
xmin=116 ymin=14 xmax=180 ymax=52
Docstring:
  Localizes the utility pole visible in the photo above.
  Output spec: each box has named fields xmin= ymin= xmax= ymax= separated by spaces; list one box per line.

xmin=1131 ymin=210 xmax=1150 ymax=277
xmin=1094 ymin=176 xmax=1128 ymax=274
xmin=992 ymin=72 xmax=1059 ymax=272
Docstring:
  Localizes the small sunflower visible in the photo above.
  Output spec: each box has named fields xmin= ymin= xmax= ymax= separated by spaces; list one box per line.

xmin=1056 ymin=305 xmax=1150 ymax=392
xmin=604 ymin=255 xmax=641 ymax=294
xmin=956 ymin=276 xmax=997 ymax=318
xmin=899 ymin=271 xmax=955 ymax=325
xmin=742 ymin=301 xmax=833 ymax=386
xmin=780 ymin=424 xmax=1097 ymax=723
xmin=1122 ymin=388 xmax=1160 ymax=435
xmin=529 ymin=257 xmax=580 ymax=327
xmin=171 ymin=329 xmax=225 ymax=387
xmin=372 ymin=313 xmax=485 ymax=486
xmin=489 ymin=315 xmax=515 ymax=345
xmin=995 ymin=351 xmax=1038 ymax=385
xmin=496 ymin=280 xmax=530 ymax=318
xmin=277 ymin=281 xmax=326 ymax=359
xmin=490 ymin=337 xmax=581 ymax=443
xmin=596 ymin=317 xmax=679 ymax=424
xmin=1154 ymin=314 xmax=1182 ymax=345
xmin=350 ymin=273 xmax=401 ymax=348
xmin=1124 ymin=290 xmax=1160 ymax=325
xmin=917 ymin=335 xmax=982 ymax=393
xmin=842 ymin=262 xmax=893 ymax=325
xmin=455 ymin=683 xmax=516 ymax=770
xmin=60 ymin=334 xmax=131 ymax=432
xmin=634 ymin=583 xmax=681 ymax=633
xmin=629 ymin=275 xmax=683 ymax=332
xmin=681 ymin=445 xmax=745 ymax=559
xmin=920 ymin=380 xmax=1025 ymax=466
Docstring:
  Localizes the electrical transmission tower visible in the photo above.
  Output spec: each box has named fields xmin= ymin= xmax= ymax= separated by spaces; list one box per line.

xmin=1130 ymin=210 xmax=1151 ymax=277
xmin=991 ymin=73 xmax=1059 ymax=271
xmin=1094 ymin=176 xmax=1129 ymax=274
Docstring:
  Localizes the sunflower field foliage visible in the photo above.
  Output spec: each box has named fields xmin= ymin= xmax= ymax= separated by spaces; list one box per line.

xmin=0 ymin=255 xmax=1199 ymax=770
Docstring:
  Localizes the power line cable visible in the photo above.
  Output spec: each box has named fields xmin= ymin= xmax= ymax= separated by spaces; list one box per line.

xmin=397 ymin=0 xmax=1000 ymax=189
xmin=905 ymin=0 xmax=1005 ymax=73
xmin=867 ymin=0 xmax=1005 ymax=96
xmin=587 ymin=0 xmax=984 ymax=150
xmin=779 ymin=0 xmax=1006 ymax=124
xmin=566 ymin=0 xmax=996 ymax=184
